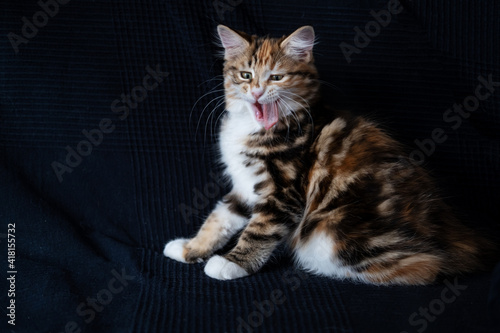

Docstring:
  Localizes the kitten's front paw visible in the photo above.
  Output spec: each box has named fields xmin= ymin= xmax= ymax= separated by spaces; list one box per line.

xmin=164 ymin=238 xmax=211 ymax=264
xmin=204 ymin=255 xmax=249 ymax=280
xmin=163 ymin=238 xmax=190 ymax=263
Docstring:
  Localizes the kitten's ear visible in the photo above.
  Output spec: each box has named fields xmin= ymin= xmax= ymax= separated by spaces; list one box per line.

xmin=217 ymin=25 xmax=250 ymax=59
xmin=280 ymin=26 xmax=315 ymax=62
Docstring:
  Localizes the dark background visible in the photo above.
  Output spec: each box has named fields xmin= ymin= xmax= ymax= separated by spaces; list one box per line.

xmin=1 ymin=0 xmax=499 ymax=332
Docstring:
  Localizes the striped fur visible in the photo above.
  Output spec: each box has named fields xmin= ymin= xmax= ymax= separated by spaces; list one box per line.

xmin=164 ymin=25 xmax=497 ymax=284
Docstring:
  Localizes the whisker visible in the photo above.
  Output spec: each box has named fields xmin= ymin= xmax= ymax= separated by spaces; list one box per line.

xmin=198 ymin=75 xmax=224 ymax=87
xmin=204 ymin=108 xmax=219 ymax=145
xmin=315 ymin=79 xmax=345 ymax=95
xmin=202 ymin=99 xmax=227 ymax=147
xmin=280 ymin=92 xmax=314 ymax=130
xmin=196 ymin=95 xmax=225 ymax=140
xmin=210 ymin=98 xmax=228 ymax=139
xmin=281 ymin=90 xmax=311 ymax=110
xmin=277 ymin=99 xmax=291 ymax=141
xmin=189 ymin=86 xmax=225 ymax=125
xmin=280 ymin=93 xmax=312 ymax=129
xmin=213 ymin=108 xmax=228 ymax=138
xmin=278 ymin=97 xmax=298 ymax=137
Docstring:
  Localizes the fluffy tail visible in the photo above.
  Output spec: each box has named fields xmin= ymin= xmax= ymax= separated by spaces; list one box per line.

xmin=443 ymin=222 xmax=499 ymax=276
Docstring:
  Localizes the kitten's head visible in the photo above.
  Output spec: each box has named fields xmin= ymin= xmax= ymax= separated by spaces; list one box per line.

xmin=217 ymin=25 xmax=319 ymax=131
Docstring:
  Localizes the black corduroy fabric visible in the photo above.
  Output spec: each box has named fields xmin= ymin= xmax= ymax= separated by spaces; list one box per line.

xmin=1 ymin=1 xmax=499 ymax=332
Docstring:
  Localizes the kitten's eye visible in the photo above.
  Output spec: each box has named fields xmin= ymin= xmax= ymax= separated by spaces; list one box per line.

xmin=270 ymin=74 xmax=284 ymax=81
xmin=240 ymin=72 xmax=252 ymax=80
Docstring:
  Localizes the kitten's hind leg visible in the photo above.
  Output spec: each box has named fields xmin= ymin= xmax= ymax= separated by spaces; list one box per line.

xmin=293 ymin=231 xmax=443 ymax=285
xmin=164 ymin=193 xmax=250 ymax=263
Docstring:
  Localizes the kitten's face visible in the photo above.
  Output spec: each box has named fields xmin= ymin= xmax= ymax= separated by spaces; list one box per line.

xmin=218 ymin=25 xmax=319 ymax=131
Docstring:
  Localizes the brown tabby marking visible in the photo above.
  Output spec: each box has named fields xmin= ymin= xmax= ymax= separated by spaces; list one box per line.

xmin=164 ymin=25 xmax=497 ymax=285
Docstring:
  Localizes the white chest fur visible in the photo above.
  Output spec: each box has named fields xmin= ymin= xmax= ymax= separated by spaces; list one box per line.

xmin=219 ymin=106 xmax=266 ymax=205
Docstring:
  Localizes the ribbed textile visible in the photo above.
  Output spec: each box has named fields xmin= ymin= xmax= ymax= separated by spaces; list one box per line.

xmin=1 ymin=1 xmax=498 ymax=332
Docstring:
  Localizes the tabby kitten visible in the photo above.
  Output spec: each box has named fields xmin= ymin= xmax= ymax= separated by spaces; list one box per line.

xmin=164 ymin=25 xmax=495 ymax=285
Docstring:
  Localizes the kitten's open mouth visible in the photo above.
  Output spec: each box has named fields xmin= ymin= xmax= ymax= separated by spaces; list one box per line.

xmin=252 ymin=102 xmax=279 ymax=130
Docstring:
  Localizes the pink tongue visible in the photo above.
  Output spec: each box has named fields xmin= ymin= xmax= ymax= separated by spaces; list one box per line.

xmin=257 ymin=102 xmax=278 ymax=130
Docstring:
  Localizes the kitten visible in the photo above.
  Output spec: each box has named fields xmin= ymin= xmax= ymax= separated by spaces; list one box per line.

xmin=164 ymin=25 xmax=496 ymax=285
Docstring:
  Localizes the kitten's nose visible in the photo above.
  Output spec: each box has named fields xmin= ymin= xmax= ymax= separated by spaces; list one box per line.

xmin=252 ymin=90 xmax=263 ymax=101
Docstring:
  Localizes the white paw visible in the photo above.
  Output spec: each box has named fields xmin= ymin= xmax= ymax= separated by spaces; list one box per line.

xmin=204 ymin=255 xmax=249 ymax=280
xmin=163 ymin=238 xmax=190 ymax=263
